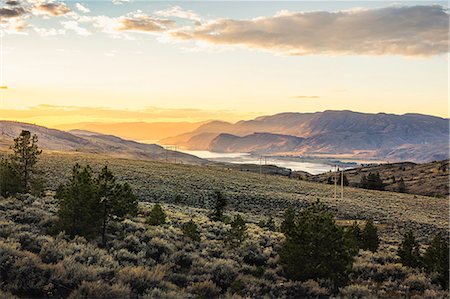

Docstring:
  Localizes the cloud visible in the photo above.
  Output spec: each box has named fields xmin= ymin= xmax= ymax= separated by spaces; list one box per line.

xmin=118 ymin=12 xmax=175 ymax=33
xmin=33 ymin=2 xmax=70 ymax=16
xmin=155 ymin=6 xmax=201 ymax=22
xmin=5 ymin=0 xmax=20 ymax=6
xmin=75 ymin=3 xmax=89 ymax=13
xmin=61 ymin=20 xmax=91 ymax=36
xmin=171 ymin=5 xmax=449 ymax=57
xmin=0 ymin=6 xmax=26 ymax=18
xmin=292 ymin=96 xmax=320 ymax=99
xmin=112 ymin=0 xmax=132 ymax=5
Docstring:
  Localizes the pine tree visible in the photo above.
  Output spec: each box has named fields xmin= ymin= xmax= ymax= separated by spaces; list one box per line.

xmin=225 ymin=214 xmax=247 ymax=247
xmin=182 ymin=219 xmax=201 ymax=242
xmin=397 ymin=178 xmax=406 ymax=193
xmin=280 ymin=207 xmax=296 ymax=235
xmin=56 ymin=164 xmax=101 ymax=238
xmin=11 ymin=130 xmax=42 ymax=192
xmin=345 ymin=221 xmax=362 ymax=250
xmin=280 ymin=202 xmax=356 ymax=289
xmin=56 ymin=164 xmax=138 ymax=243
xmin=423 ymin=233 xmax=449 ymax=289
xmin=147 ymin=203 xmax=166 ymax=226
xmin=397 ymin=230 xmax=421 ymax=268
xmin=360 ymin=219 xmax=379 ymax=252
xmin=210 ymin=190 xmax=227 ymax=221
xmin=0 ymin=158 xmax=23 ymax=196
xmin=97 ymin=166 xmax=138 ymax=246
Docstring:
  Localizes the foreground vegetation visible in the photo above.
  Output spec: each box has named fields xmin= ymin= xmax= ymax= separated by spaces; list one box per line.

xmin=0 ymin=195 xmax=448 ymax=298
xmin=0 ymin=132 xmax=448 ymax=298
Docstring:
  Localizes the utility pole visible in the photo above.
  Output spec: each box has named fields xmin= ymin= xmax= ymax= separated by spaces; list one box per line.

xmin=341 ymin=168 xmax=344 ymax=199
xmin=334 ymin=165 xmax=337 ymax=199
xmin=259 ymin=156 xmax=262 ymax=176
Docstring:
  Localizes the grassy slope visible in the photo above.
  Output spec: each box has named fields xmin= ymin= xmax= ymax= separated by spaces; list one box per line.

xmin=309 ymin=160 xmax=449 ymax=198
xmin=39 ymin=152 xmax=448 ymax=243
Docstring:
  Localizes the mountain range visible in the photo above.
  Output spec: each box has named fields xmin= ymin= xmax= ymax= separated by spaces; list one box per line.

xmin=0 ymin=121 xmax=206 ymax=165
xmin=160 ymin=110 xmax=449 ymax=163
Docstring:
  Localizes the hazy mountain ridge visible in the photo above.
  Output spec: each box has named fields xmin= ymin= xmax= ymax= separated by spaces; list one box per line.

xmin=161 ymin=111 xmax=449 ymax=162
xmin=0 ymin=121 xmax=206 ymax=165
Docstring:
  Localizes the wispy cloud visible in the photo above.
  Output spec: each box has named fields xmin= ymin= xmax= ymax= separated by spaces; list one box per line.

xmin=155 ymin=6 xmax=201 ymax=22
xmin=75 ymin=3 xmax=89 ymax=14
xmin=33 ymin=2 xmax=71 ymax=16
xmin=292 ymin=96 xmax=320 ymax=99
xmin=0 ymin=105 xmax=260 ymax=123
xmin=170 ymin=5 xmax=449 ymax=57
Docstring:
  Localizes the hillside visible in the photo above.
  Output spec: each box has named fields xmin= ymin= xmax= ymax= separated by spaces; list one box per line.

xmin=0 ymin=121 xmax=206 ymax=165
xmin=55 ymin=121 xmax=206 ymax=142
xmin=308 ymin=159 xmax=449 ymax=198
xmin=37 ymin=152 xmax=448 ymax=242
xmin=160 ymin=111 xmax=449 ymax=163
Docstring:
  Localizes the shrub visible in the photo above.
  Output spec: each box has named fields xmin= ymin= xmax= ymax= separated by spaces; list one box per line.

xmin=147 ymin=203 xmax=167 ymax=226
xmin=280 ymin=201 xmax=356 ymax=289
xmin=117 ymin=265 xmax=166 ymax=295
xmin=68 ymin=281 xmax=132 ymax=299
xmin=360 ymin=173 xmax=384 ymax=190
xmin=181 ymin=219 xmax=201 ymax=242
xmin=280 ymin=207 xmax=296 ymax=235
xmin=187 ymin=280 xmax=220 ymax=298
xmin=258 ymin=216 xmax=276 ymax=231
xmin=397 ymin=230 xmax=421 ymax=268
xmin=340 ymin=284 xmax=374 ymax=299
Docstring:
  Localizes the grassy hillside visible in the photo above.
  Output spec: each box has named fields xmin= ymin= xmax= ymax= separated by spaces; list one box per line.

xmin=0 ymin=152 xmax=448 ymax=298
xmin=38 ymin=152 xmax=448 ymax=243
xmin=309 ymin=160 xmax=449 ymax=198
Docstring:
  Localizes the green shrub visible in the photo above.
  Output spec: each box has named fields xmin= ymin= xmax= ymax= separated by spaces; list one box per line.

xmin=258 ymin=216 xmax=276 ymax=231
xmin=147 ymin=203 xmax=167 ymax=226
xmin=187 ymin=280 xmax=220 ymax=298
xmin=68 ymin=281 xmax=132 ymax=299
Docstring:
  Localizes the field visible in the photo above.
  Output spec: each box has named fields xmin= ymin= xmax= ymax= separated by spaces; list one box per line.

xmin=38 ymin=152 xmax=448 ymax=243
xmin=0 ymin=152 xmax=448 ymax=298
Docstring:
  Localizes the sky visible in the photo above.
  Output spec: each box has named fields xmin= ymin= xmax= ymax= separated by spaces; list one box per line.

xmin=0 ymin=0 xmax=448 ymax=127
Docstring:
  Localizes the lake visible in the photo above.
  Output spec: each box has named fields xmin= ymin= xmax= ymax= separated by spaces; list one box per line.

xmin=178 ymin=150 xmax=346 ymax=175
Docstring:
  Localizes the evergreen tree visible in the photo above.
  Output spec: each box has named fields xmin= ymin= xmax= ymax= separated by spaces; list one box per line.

xmin=344 ymin=221 xmax=362 ymax=250
xmin=225 ymin=214 xmax=247 ymax=247
xmin=280 ymin=202 xmax=356 ymax=289
xmin=56 ymin=164 xmax=138 ymax=242
xmin=327 ymin=176 xmax=333 ymax=185
xmin=147 ymin=203 xmax=166 ymax=226
xmin=397 ymin=230 xmax=421 ymax=268
xmin=280 ymin=207 xmax=296 ymax=235
xmin=360 ymin=172 xmax=384 ymax=190
xmin=210 ymin=190 xmax=227 ymax=221
xmin=182 ymin=219 xmax=201 ymax=242
xmin=56 ymin=164 xmax=101 ymax=238
xmin=360 ymin=219 xmax=379 ymax=252
xmin=11 ymin=130 xmax=42 ymax=192
xmin=0 ymin=158 xmax=23 ymax=196
xmin=423 ymin=233 xmax=449 ymax=289
xmin=397 ymin=178 xmax=406 ymax=193
xmin=338 ymin=174 xmax=349 ymax=186
xmin=97 ymin=166 xmax=138 ymax=246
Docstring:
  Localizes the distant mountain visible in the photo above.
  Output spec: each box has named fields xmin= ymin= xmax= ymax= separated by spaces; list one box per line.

xmin=55 ymin=121 xmax=206 ymax=142
xmin=0 ymin=121 xmax=206 ymax=165
xmin=160 ymin=110 xmax=449 ymax=162
xmin=209 ymin=132 xmax=305 ymax=154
